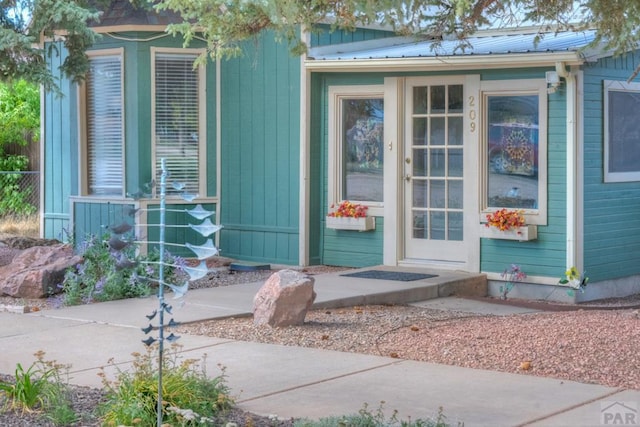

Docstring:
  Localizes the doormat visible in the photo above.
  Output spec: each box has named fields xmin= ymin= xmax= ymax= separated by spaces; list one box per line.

xmin=340 ymin=270 xmax=437 ymax=281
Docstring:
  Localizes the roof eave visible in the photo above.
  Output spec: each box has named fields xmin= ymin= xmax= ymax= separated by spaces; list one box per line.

xmin=304 ymin=52 xmax=585 ymax=72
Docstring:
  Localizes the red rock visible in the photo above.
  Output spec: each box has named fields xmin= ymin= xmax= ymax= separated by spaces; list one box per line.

xmin=0 ymin=244 xmax=83 ymax=298
xmin=253 ymin=270 xmax=316 ymax=327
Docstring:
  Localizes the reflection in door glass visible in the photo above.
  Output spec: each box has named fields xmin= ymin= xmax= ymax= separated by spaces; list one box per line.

xmin=342 ymin=98 xmax=384 ymax=202
xmin=431 ymin=86 xmax=446 ymax=113
xmin=448 ymin=212 xmax=463 ymax=240
xmin=430 ymin=211 xmax=445 ymax=240
xmin=413 ymin=212 xmax=428 ymax=238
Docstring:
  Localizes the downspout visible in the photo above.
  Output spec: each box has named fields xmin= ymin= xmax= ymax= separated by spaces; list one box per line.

xmin=299 ymin=27 xmax=310 ymax=266
xmin=556 ymin=61 xmax=578 ymax=270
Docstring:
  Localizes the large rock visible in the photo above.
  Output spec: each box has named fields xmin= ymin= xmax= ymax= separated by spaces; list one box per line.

xmin=253 ymin=269 xmax=316 ymax=327
xmin=0 ymin=244 xmax=83 ymax=298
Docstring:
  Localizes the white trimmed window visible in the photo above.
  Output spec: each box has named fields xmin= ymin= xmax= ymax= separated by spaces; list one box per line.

xmin=152 ymin=48 xmax=206 ymax=196
xmin=480 ymin=79 xmax=548 ymax=225
xmin=328 ymin=85 xmax=384 ymax=216
xmin=604 ymin=80 xmax=640 ymax=183
xmin=81 ymin=49 xmax=124 ymax=196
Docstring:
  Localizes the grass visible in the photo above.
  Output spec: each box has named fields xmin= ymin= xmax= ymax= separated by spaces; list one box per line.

xmin=0 ymin=214 xmax=39 ymax=238
xmin=0 ymin=351 xmax=78 ymax=426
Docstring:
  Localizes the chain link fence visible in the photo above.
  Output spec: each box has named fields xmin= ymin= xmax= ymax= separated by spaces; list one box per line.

xmin=0 ymin=171 xmax=40 ymax=217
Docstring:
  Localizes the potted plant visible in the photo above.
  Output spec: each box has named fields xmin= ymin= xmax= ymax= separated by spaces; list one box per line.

xmin=326 ymin=201 xmax=375 ymax=231
xmin=480 ymin=208 xmax=537 ymax=241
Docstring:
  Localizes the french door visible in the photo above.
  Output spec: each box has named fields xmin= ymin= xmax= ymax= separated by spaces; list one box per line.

xmin=403 ymin=76 xmax=475 ymax=265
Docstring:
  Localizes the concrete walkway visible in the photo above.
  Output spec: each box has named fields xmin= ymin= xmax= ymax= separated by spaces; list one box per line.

xmin=1 ymin=268 xmax=637 ymax=426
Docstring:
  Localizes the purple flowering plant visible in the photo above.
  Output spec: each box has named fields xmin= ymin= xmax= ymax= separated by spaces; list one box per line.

xmin=60 ymin=233 xmax=184 ymax=305
xmin=499 ymin=264 xmax=526 ymax=300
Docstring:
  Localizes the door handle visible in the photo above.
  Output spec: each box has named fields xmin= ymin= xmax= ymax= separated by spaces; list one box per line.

xmin=405 ymin=174 xmax=411 ymax=182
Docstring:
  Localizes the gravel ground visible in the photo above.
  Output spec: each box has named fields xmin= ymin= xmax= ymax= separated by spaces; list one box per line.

xmin=179 ymin=304 xmax=640 ymax=390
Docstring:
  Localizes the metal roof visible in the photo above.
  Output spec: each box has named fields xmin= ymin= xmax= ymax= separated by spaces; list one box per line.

xmin=308 ymin=30 xmax=597 ymax=61
xmin=88 ymin=0 xmax=182 ymax=28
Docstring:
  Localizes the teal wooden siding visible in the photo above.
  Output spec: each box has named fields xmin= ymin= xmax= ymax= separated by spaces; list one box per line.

xmin=73 ymin=201 xmax=135 ymax=241
xmin=479 ymin=69 xmax=567 ymax=278
xmin=310 ymin=25 xmax=395 ymax=47
xmin=219 ymin=32 xmax=301 ymax=264
xmin=582 ymin=51 xmax=640 ymax=282
xmin=145 ymin=203 xmax=217 ymax=257
xmin=72 ymin=201 xmax=214 ymax=258
xmin=43 ymin=42 xmax=78 ymax=240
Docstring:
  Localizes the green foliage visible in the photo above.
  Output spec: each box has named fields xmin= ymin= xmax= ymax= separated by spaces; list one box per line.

xmin=3 ymin=0 xmax=640 ymax=90
xmin=0 ymin=79 xmax=39 ymax=216
xmin=0 ymin=155 xmax=36 ymax=216
xmin=294 ymin=402 xmax=454 ymax=427
xmin=155 ymin=0 xmax=640 ymax=67
xmin=0 ymin=80 xmax=40 ymax=147
xmin=61 ymin=233 xmax=185 ymax=305
xmin=1 ymin=0 xmax=99 ymax=93
xmin=0 ymin=351 xmax=77 ymax=425
xmin=99 ymin=344 xmax=232 ymax=426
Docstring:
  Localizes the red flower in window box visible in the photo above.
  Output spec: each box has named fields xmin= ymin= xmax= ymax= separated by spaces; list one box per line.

xmin=328 ymin=201 xmax=368 ymax=218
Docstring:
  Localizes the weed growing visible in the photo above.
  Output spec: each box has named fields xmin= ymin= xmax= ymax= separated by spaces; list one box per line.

xmin=294 ymin=402 xmax=456 ymax=427
xmin=99 ymin=344 xmax=232 ymax=426
xmin=0 ymin=351 xmax=78 ymax=426
xmin=0 ymin=213 xmax=39 ymax=237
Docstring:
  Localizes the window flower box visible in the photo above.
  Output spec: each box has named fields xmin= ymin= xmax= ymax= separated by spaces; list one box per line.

xmin=479 ymin=224 xmax=537 ymax=241
xmin=326 ymin=216 xmax=375 ymax=231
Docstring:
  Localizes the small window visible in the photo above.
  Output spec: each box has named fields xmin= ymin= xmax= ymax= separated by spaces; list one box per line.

xmin=481 ymin=80 xmax=547 ymax=225
xmin=82 ymin=50 xmax=124 ymax=196
xmin=604 ymin=80 xmax=640 ymax=182
xmin=152 ymin=49 xmax=206 ymax=196
xmin=328 ymin=85 xmax=384 ymax=215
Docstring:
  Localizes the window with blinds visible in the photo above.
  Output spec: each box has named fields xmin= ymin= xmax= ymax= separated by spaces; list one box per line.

xmin=85 ymin=54 xmax=124 ymax=196
xmin=154 ymin=53 xmax=202 ymax=195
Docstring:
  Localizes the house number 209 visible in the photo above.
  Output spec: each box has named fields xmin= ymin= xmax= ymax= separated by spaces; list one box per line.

xmin=468 ymin=96 xmax=476 ymax=132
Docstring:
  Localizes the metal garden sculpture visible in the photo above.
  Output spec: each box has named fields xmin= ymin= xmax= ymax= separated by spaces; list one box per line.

xmin=107 ymin=158 xmax=221 ymax=426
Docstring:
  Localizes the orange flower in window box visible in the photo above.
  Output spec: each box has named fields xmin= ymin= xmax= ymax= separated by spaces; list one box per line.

xmin=481 ymin=209 xmax=537 ymax=241
xmin=328 ymin=201 xmax=368 ymax=218
xmin=485 ymin=208 xmax=525 ymax=231
xmin=326 ymin=201 xmax=375 ymax=231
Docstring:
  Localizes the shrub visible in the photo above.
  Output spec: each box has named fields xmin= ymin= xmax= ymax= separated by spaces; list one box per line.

xmin=60 ymin=233 xmax=185 ymax=305
xmin=99 ymin=344 xmax=232 ymax=426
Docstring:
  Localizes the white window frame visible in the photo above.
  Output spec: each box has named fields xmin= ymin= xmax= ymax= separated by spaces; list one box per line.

xmin=151 ymin=47 xmax=207 ymax=198
xmin=78 ymin=48 xmax=125 ymax=197
xmin=479 ymin=79 xmax=548 ymax=226
xmin=328 ymin=85 xmax=384 ymax=217
xmin=604 ymin=80 xmax=640 ymax=183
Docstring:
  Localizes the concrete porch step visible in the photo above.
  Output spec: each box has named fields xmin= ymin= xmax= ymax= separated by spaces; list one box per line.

xmin=310 ymin=266 xmax=487 ymax=309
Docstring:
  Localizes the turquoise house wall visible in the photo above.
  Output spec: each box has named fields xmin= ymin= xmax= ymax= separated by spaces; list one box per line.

xmin=310 ymin=25 xmax=394 ymax=47
xmin=73 ymin=201 xmax=135 ymax=240
xmin=582 ymin=51 xmax=640 ymax=282
xmin=219 ymin=33 xmax=301 ymax=264
xmin=313 ymin=73 xmax=386 ymax=267
xmin=313 ymin=68 xmax=567 ymax=272
xmin=43 ymin=42 xmax=78 ymax=240
xmin=146 ymin=203 xmax=217 ymax=257
xmin=479 ymin=69 xmax=567 ymax=278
